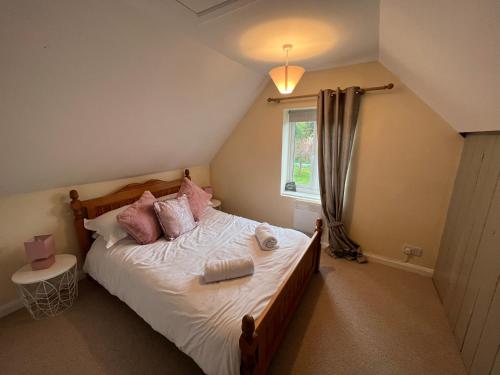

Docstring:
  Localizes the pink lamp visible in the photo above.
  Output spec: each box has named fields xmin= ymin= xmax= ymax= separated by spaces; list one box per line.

xmin=24 ymin=234 xmax=55 ymax=270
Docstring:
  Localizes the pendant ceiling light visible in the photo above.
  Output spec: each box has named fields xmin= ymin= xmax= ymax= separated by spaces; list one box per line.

xmin=269 ymin=44 xmax=305 ymax=95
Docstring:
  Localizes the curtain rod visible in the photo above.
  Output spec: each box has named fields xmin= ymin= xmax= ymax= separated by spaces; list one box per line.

xmin=267 ymin=83 xmax=394 ymax=103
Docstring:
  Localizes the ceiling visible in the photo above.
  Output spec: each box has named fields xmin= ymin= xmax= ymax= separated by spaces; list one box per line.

xmin=0 ymin=0 xmax=264 ymax=195
xmin=176 ymin=0 xmax=256 ymax=17
xmin=177 ymin=0 xmax=232 ymax=13
xmin=1 ymin=0 xmax=498 ymax=195
xmin=380 ymin=0 xmax=500 ymax=132
xmin=194 ymin=0 xmax=380 ymax=72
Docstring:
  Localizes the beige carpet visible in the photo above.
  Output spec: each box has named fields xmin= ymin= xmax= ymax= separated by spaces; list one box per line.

xmin=0 ymin=255 xmax=466 ymax=375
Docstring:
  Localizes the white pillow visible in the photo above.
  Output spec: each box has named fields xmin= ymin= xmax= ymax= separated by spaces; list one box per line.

xmin=84 ymin=205 xmax=130 ymax=248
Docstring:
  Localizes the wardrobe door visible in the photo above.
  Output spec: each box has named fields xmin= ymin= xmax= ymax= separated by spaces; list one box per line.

xmin=434 ymin=133 xmax=500 ymax=375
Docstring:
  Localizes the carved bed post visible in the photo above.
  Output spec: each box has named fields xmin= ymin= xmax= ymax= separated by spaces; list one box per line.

xmin=239 ymin=314 xmax=258 ymax=375
xmin=314 ymin=218 xmax=323 ymax=273
xmin=184 ymin=169 xmax=191 ymax=180
xmin=69 ymin=190 xmax=91 ymax=258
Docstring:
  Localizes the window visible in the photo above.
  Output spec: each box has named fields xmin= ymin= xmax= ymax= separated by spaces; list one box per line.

xmin=281 ymin=108 xmax=320 ymax=201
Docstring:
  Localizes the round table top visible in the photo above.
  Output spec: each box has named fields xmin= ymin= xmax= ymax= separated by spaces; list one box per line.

xmin=11 ymin=254 xmax=77 ymax=285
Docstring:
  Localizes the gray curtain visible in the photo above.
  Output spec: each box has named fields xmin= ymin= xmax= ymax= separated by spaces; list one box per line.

xmin=317 ymin=87 xmax=365 ymax=262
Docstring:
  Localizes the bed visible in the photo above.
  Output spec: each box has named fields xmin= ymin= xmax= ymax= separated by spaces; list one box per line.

xmin=70 ymin=169 xmax=323 ymax=375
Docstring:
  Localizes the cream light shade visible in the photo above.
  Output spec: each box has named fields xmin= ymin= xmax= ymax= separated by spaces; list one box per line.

xmin=269 ymin=44 xmax=305 ymax=94
xmin=269 ymin=65 xmax=305 ymax=94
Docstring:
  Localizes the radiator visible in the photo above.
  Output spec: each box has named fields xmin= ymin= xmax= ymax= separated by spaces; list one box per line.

xmin=292 ymin=200 xmax=322 ymax=235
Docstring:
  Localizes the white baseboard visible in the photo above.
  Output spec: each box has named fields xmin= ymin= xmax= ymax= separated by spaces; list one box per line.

xmin=363 ymin=252 xmax=434 ymax=277
xmin=320 ymin=241 xmax=433 ymax=277
xmin=0 ymin=270 xmax=87 ymax=319
xmin=0 ymin=298 xmax=23 ymax=318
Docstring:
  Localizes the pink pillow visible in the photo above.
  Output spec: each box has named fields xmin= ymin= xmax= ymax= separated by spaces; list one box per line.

xmin=177 ymin=178 xmax=212 ymax=221
xmin=202 ymin=186 xmax=214 ymax=195
xmin=154 ymin=195 xmax=197 ymax=240
xmin=117 ymin=191 xmax=161 ymax=245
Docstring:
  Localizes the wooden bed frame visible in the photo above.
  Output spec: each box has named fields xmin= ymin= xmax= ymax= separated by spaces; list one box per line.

xmin=69 ymin=169 xmax=323 ymax=375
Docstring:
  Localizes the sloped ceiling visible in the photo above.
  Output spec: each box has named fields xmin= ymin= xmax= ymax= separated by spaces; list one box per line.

xmin=0 ymin=0 xmax=264 ymax=195
xmin=2 ymin=0 xmax=497 ymax=195
xmin=176 ymin=0 xmax=256 ymax=16
xmin=380 ymin=0 xmax=500 ymax=132
xmin=177 ymin=0 xmax=233 ymax=13
xmin=0 ymin=0 xmax=380 ymax=196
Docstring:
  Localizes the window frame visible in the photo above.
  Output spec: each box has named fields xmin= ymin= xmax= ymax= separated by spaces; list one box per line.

xmin=281 ymin=107 xmax=321 ymax=202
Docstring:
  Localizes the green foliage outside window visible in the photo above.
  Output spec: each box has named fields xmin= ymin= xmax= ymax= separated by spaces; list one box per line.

xmin=293 ymin=121 xmax=315 ymax=186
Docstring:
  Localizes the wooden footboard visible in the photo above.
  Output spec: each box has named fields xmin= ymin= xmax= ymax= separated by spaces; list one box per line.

xmin=240 ymin=219 xmax=323 ymax=374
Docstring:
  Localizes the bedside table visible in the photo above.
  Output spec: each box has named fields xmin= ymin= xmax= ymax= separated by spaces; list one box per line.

xmin=11 ymin=254 xmax=78 ymax=320
xmin=209 ymin=198 xmax=222 ymax=211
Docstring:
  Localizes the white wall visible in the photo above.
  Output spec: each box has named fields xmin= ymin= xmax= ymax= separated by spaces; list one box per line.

xmin=0 ymin=0 xmax=263 ymax=196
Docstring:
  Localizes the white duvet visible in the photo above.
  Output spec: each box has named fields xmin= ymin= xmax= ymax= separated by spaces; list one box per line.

xmin=84 ymin=207 xmax=311 ymax=375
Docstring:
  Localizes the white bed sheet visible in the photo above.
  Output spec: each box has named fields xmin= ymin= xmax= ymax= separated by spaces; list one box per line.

xmin=84 ymin=207 xmax=310 ymax=375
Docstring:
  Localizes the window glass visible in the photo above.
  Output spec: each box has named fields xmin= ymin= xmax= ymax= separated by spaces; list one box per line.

xmin=281 ymin=108 xmax=320 ymax=201
xmin=293 ymin=121 xmax=315 ymax=188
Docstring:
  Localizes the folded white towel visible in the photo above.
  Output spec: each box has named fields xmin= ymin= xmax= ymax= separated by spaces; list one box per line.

xmin=255 ymin=223 xmax=279 ymax=251
xmin=203 ymin=256 xmax=254 ymax=283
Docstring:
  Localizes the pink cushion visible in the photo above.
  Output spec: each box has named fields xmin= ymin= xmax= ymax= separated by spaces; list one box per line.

xmin=154 ymin=195 xmax=197 ymax=240
xmin=177 ymin=178 xmax=212 ymax=221
xmin=202 ymin=186 xmax=214 ymax=195
xmin=117 ymin=191 xmax=161 ymax=245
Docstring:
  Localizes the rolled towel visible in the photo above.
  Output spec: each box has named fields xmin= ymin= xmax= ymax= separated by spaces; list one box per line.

xmin=203 ymin=256 xmax=254 ymax=283
xmin=255 ymin=223 xmax=279 ymax=250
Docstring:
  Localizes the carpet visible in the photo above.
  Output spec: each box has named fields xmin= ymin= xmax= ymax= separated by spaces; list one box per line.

xmin=0 ymin=255 xmax=465 ymax=374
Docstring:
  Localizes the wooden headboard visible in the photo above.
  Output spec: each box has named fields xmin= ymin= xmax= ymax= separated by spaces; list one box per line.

xmin=69 ymin=169 xmax=190 ymax=259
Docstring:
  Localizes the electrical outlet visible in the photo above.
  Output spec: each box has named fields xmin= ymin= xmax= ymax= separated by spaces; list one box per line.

xmin=402 ymin=244 xmax=423 ymax=257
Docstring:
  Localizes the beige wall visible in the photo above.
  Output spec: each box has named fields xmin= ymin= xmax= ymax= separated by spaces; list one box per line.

xmin=210 ymin=61 xmax=463 ymax=269
xmin=0 ymin=165 xmax=210 ymax=307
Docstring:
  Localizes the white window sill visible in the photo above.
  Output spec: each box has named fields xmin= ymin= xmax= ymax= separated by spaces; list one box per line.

xmin=281 ymin=191 xmax=321 ymax=204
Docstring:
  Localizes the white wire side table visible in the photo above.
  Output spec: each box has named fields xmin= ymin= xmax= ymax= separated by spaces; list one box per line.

xmin=11 ymin=254 xmax=78 ymax=320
